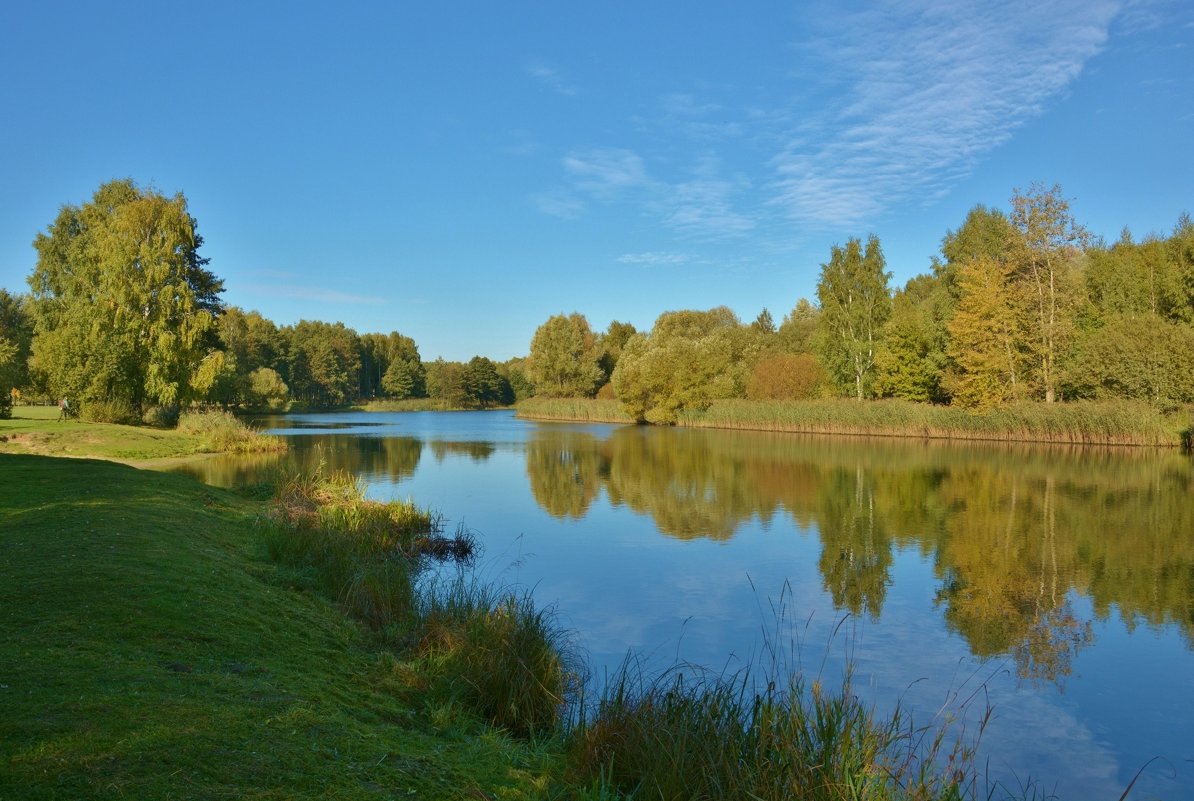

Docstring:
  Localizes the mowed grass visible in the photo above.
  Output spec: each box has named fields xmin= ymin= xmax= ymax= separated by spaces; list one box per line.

xmin=0 ymin=455 xmax=556 ymax=800
xmin=0 ymin=407 xmax=283 ymax=460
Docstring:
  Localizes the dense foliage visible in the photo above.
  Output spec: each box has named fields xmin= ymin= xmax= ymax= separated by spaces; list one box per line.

xmin=527 ymin=184 xmax=1194 ymax=423
xmin=26 ymin=180 xmax=224 ymax=414
xmin=6 ymin=181 xmax=525 ymax=416
xmin=7 ymin=180 xmax=1193 ymax=421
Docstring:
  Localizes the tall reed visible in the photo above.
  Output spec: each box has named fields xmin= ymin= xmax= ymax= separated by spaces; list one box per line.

xmin=569 ymin=656 xmax=989 ymax=801
xmin=679 ymin=398 xmax=1180 ymax=447
xmin=177 ymin=409 xmax=287 ymax=453
xmin=517 ymin=397 xmax=634 ymax=424
xmin=415 ymin=576 xmax=582 ymax=738
xmin=259 ymin=466 xmax=577 ymax=738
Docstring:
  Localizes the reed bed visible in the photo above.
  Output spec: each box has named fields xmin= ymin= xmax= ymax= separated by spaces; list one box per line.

xmin=678 ymin=398 xmax=1180 ymax=447
xmin=569 ymin=657 xmax=992 ymax=801
xmin=259 ymin=467 xmax=575 ymax=739
xmin=517 ymin=397 xmax=634 ymax=424
xmin=415 ymin=577 xmax=582 ymax=738
xmin=361 ymin=398 xmax=465 ymax=412
xmin=177 ymin=409 xmax=288 ymax=453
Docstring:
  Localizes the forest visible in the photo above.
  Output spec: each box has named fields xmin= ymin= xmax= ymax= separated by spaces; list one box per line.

xmin=1 ymin=179 xmax=1192 ymax=427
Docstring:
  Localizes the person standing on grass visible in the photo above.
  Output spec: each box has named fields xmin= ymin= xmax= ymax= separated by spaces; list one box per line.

xmin=57 ymin=397 xmax=69 ymax=421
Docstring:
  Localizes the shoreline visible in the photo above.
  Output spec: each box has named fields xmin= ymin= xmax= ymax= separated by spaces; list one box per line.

xmin=516 ymin=397 xmax=1192 ymax=448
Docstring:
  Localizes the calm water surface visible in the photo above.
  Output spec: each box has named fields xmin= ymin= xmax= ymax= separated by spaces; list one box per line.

xmin=173 ymin=410 xmax=1194 ymax=800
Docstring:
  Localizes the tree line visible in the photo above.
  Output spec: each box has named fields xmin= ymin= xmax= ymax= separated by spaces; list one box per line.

xmin=526 ymin=184 xmax=1194 ymax=422
xmin=2 ymin=180 xmax=1190 ymax=423
xmin=0 ymin=180 xmax=530 ymax=421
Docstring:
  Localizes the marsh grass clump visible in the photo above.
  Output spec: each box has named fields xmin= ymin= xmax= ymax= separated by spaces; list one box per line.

xmin=259 ymin=467 xmax=574 ymax=739
xmin=416 ymin=577 xmax=581 ymax=738
xmin=177 ymin=409 xmax=287 ymax=453
xmin=261 ymin=467 xmax=437 ymax=601
xmin=569 ymin=658 xmax=986 ymax=801
xmin=681 ymin=398 xmax=1179 ymax=447
xmin=517 ymin=397 xmax=634 ymax=424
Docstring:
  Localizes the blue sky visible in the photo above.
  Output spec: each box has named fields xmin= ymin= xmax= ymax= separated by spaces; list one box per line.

xmin=1 ymin=1 xmax=1191 ymax=362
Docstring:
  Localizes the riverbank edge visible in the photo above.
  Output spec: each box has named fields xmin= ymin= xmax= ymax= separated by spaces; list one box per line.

xmin=516 ymin=397 xmax=1192 ymax=448
xmin=0 ymin=453 xmax=559 ymax=799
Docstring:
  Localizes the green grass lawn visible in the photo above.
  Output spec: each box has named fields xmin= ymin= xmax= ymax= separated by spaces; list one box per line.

xmin=0 ymin=455 xmax=557 ymax=800
xmin=0 ymin=406 xmax=206 ymax=460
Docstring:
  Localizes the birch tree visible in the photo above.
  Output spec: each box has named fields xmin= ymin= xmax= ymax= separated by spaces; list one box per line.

xmin=815 ymin=235 xmax=892 ymax=399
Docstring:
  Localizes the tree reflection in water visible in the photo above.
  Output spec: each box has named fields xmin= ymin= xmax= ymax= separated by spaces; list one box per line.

xmin=522 ymin=426 xmax=1193 ymax=681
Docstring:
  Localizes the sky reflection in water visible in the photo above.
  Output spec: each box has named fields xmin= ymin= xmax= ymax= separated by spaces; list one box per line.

xmin=177 ymin=410 xmax=1194 ymax=799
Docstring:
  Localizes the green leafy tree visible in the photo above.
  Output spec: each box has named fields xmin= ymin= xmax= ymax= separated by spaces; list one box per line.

xmin=0 ymin=290 xmax=33 ymax=417
xmin=776 ymin=298 xmax=819 ymax=354
xmin=1086 ymin=229 xmax=1189 ymax=322
xmin=285 ymin=320 xmax=361 ymax=407
xmin=361 ymin=331 xmax=425 ymax=399
xmin=750 ymin=308 xmax=776 ymax=335
xmin=597 ymin=320 xmax=638 ymax=385
xmin=945 ymin=256 xmax=1025 ymax=409
xmin=527 ymin=313 xmax=604 ymax=397
xmin=247 ymin=367 xmax=289 ymax=410
xmin=27 ymin=179 xmax=224 ymax=413
xmin=426 ymin=358 xmax=469 ymax=407
xmin=1066 ymin=315 xmax=1194 ymax=405
xmin=498 ymin=357 xmax=536 ymax=401
xmin=1169 ymin=213 xmax=1194 ymax=321
xmin=874 ymin=274 xmax=951 ymax=403
xmin=0 ymin=339 xmax=15 ymax=418
xmin=815 ymin=235 xmax=892 ymax=399
xmin=939 ymin=205 xmax=1017 ymax=290
xmin=462 ymin=356 xmax=513 ymax=408
xmin=611 ymin=307 xmax=756 ymax=423
xmin=1009 ymin=184 xmax=1088 ymax=403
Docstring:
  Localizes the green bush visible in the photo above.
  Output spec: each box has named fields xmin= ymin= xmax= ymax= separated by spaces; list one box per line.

xmin=82 ymin=397 xmax=139 ymax=424
xmin=142 ymin=404 xmax=180 ymax=427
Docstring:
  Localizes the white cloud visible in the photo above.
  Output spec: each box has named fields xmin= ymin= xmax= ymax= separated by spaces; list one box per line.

xmin=653 ymin=155 xmax=757 ymax=239
xmin=617 ymin=251 xmax=691 ymax=266
xmin=525 ymin=62 xmax=577 ymax=96
xmin=772 ymin=0 xmax=1126 ymax=227
xmin=563 ymin=148 xmax=651 ymax=198
xmin=531 ymin=190 xmax=585 ymax=219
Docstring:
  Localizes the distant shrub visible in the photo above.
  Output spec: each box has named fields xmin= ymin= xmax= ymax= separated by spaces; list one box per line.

xmin=83 ymin=397 xmax=139 ymax=424
xmin=142 ymin=405 xmax=180 ymax=428
xmin=746 ymin=353 xmax=826 ymax=401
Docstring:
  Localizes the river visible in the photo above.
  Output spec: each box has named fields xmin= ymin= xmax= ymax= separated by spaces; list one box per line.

xmin=170 ymin=409 xmax=1194 ymax=800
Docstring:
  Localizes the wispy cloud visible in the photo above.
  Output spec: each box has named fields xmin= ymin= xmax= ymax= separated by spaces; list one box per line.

xmin=244 ymin=283 xmax=385 ymax=305
xmin=531 ymin=189 xmax=585 ymax=219
xmin=525 ymin=62 xmax=577 ymax=96
xmin=657 ymin=156 xmax=756 ymax=239
xmin=562 ymin=148 xmax=651 ymax=197
xmin=772 ymin=0 xmax=1126 ymax=227
xmin=617 ymin=251 xmax=691 ymax=266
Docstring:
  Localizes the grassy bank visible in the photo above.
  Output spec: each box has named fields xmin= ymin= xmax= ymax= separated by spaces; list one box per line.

xmin=519 ymin=396 xmax=1188 ymax=447
xmin=1 ymin=453 xmax=1023 ymax=800
xmin=0 ymin=455 xmax=557 ymax=800
xmin=0 ymin=406 xmax=283 ymax=460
